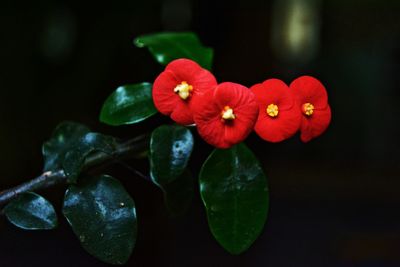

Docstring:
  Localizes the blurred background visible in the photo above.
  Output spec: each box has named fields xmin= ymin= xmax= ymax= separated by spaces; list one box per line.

xmin=1 ymin=0 xmax=400 ymax=266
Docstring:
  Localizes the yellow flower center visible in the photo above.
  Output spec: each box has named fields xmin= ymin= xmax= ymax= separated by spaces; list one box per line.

xmin=266 ymin=104 xmax=279 ymax=117
xmin=174 ymin=81 xmax=193 ymax=100
xmin=221 ymin=106 xmax=236 ymax=120
xmin=302 ymin=103 xmax=314 ymax=116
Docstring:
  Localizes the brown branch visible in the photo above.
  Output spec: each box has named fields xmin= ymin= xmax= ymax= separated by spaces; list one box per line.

xmin=0 ymin=134 xmax=150 ymax=208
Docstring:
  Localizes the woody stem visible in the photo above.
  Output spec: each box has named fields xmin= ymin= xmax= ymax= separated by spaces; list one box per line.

xmin=0 ymin=134 xmax=150 ymax=208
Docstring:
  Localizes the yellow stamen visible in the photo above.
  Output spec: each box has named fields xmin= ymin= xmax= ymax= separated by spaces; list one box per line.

xmin=302 ymin=103 xmax=314 ymax=116
xmin=174 ymin=81 xmax=193 ymax=100
xmin=221 ymin=106 xmax=236 ymax=120
xmin=266 ymin=104 xmax=279 ymax=117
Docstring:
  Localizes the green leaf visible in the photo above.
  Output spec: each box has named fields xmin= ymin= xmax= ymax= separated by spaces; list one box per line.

xmin=162 ymin=170 xmax=194 ymax=216
xmin=42 ymin=121 xmax=90 ymax=171
xmin=63 ymin=175 xmax=137 ymax=265
xmin=149 ymin=125 xmax=194 ymax=186
xmin=63 ymin=133 xmax=117 ymax=183
xmin=100 ymin=83 xmax=157 ymax=126
xmin=199 ymin=143 xmax=269 ymax=255
xmin=3 ymin=192 xmax=58 ymax=230
xmin=134 ymin=32 xmax=214 ymax=70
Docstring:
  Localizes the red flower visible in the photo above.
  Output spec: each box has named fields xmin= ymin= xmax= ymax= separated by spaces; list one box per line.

xmin=193 ymin=82 xmax=259 ymax=149
xmin=290 ymin=76 xmax=331 ymax=142
xmin=250 ymin=79 xmax=301 ymax=142
xmin=152 ymin=58 xmax=217 ymax=125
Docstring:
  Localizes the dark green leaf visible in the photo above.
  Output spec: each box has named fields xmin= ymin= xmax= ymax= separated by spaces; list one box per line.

xmin=42 ymin=121 xmax=90 ymax=171
xmin=199 ymin=143 xmax=269 ymax=255
xmin=100 ymin=83 xmax=157 ymax=126
xmin=63 ymin=133 xmax=117 ymax=183
xmin=63 ymin=175 xmax=137 ymax=265
xmin=150 ymin=125 xmax=194 ymax=186
xmin=162 ymin=170 xmax=194 ymax=216
xmin=134 ymin=32 xmax=214 ymax=70
xmin=3 ymin=192 xmax=58 ymax=230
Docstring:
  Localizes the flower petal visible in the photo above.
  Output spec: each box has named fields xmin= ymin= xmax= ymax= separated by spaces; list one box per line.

xmin=213 ymin=82 xmax=249 ymax=109
xmin=193 ymin=82 xmax=258 ymax=149
xmin=251 ymin=79 xmax=294 ymax=111
xmin=153 ymin=58 xmax=217 ymax=125
xmin=223 ymin=115 xmax=256 ymax=146
xmin=167 ymin=59 xmax=217 ymax=97
xmin=214 ymin=83 xmax=258 ymax=146
xmin=170 ymin=101 xmax=195 ymax=125
xmin=300 ymin=105 xmax=331 ymax=142
xmin=290 ymin=76 xmax=328 ymax=110
xmin=188 ymin=69 xmax=218 ymax=105
xmin=192 ymin=90 xmax=229 ymax=148
xmin=199 ymin=118 xmax=231 ymax=148
xmin=152 ymin=70 xmax=181 ymax=115
xmin=255 ymin=108 xmax=301 ymax=143
xmin=165 ymin=58 xmax=204 ymax=80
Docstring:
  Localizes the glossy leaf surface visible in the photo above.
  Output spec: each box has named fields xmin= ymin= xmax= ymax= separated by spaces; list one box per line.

xmin=150 ymin=125 xmax=194 ymax=186
xmin=3 ymin=192 xmax=58 ymax=230
xmin=63 ymin=132 xmax=117 ymax=183
xmin=199 ymin=143 xmax=269 ymax=255
xmin=100 ymin=83 xmax=157 ymax=126
xmin=134 ymin=32 xmax=213 ymax=70
xmin=42 ymin=121 xmax=90 ymax=171
xmin=63 ymin=175 xmax=137 ymax=265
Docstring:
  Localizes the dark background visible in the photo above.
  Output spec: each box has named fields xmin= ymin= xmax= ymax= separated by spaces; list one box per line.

xmin=1 ymin=0 xmax=400 ymax=266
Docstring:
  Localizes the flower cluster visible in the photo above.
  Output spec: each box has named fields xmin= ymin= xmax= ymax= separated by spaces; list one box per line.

xmin=152 ymin=58 xmax=331 ymax=148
